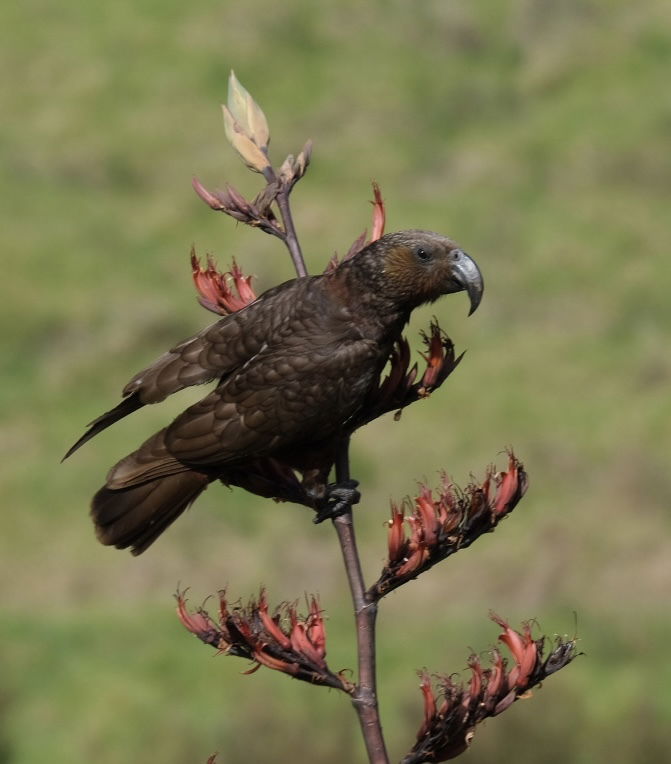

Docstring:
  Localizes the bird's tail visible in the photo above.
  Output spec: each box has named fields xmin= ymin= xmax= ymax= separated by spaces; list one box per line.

xmin=91 ymin=429 xmax=212 ymax=555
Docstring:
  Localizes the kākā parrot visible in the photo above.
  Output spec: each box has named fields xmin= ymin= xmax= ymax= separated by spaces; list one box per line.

xmin=65 ymin=230 xmax=483 ymax=555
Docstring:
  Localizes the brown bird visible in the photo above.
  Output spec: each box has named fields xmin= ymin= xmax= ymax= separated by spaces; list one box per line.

xmin=65 ymin=230 xmax=483 ymax=555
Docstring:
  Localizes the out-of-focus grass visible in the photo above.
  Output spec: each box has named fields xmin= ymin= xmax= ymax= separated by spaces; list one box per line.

xmin=1 ymin=0 xmax=670 ymax=761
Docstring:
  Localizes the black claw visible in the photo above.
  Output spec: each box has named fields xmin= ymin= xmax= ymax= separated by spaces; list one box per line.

xmin=313 ymin=480 xmax=360 ymax=523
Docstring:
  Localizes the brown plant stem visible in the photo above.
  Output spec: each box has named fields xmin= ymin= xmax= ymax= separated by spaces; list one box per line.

xmin=276 ymin=189 xmax=308 ymax=277
xmin=333 ymin=440 xmax=390 ymax=764
xmin=263 ymin=167 xmax=308 ymax=278
xmin=266 ymin=160 xmax=384 ymax=760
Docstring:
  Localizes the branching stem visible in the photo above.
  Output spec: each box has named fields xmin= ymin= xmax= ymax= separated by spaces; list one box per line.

xmin=276 ymin=189 xmax=308 ymax=277
xmin=263 ymin=167 xmax=308 ymax=278
xmin=266 ymin=156 xmax=386 ymax=761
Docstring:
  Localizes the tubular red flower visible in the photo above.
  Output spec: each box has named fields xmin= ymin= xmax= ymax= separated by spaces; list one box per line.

xmin=178 ymin=588 xmax=349 ymax=690
xmin=176 ymin=594 xmax=217 ymax=638
xmin=298 ymin=623 xmax=322 ymax=664
xmin=494 ymin=456 xmax=520 ymax=515
xmin=396 ymin=539 xmax=429 ymax=577
xmin=289 ymin=614 xmax=323 ymax=666
xmin=306 ymin=596 xmax=327 ymax=659
xmin=370 ymin=181 xmax=386 ymax=242
xmin=387 ymin=503 xmax=407 ymax=563
xmin=465 ymin=655 xmax=484 ymax=702
xmin=372 ymin=455 xmax=528 ymax=599
xmin=415 ymin=489 xmax=440 ymax=547
xmin=253 ymin=649 xmax=299 ymax=674
xmin=491 ymin=613 xmax=538 ymax=687
xmin=229 ymin=260 xmax=256 ymax=305
xmin=404 ymin=616 xmax=577 ymax=763
xmin=191 ymin=250 xmax=257 ymax=315
xmin=418 ymin=326 xmax=446 ymax=393
xmin=418 ymin=671 xmax=437 ymax=739
xmin=257 ymin=589 xmax=292 ymax=649
xmin=485 ymin=649 xmax=507 ymax=702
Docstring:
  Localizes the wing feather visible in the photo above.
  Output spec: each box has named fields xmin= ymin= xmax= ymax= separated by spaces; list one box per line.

xmin=164 ymin=336 xmax=379 ymax=467
xmin=65 ymin=278 xmax=313 ymax=457
xmin=124 ymin=279 xmax=308 ymax=403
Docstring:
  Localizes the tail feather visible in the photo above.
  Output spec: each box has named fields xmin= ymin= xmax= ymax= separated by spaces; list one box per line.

xmin=92 ymin=471 xmax=211 ymax=555
xmin=63 ymin=392 xmax=144 ymax=461
xmin=105 ymin=428 xmax=186 ymax=489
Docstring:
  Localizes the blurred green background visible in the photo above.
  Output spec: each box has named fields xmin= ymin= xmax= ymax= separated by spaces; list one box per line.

xmin=2 ymin=0 xmax=670 ymax=761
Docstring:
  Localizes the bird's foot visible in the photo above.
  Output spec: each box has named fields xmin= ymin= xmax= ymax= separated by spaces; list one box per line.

xmin=313 ymin=480 xmax=361 ymax=524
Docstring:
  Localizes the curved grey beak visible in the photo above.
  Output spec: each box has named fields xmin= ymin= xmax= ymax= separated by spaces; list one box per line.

xmin=451 ymin=249 xmax=484 ymax=315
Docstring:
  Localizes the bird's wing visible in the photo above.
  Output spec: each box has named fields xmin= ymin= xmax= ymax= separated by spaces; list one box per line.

xmin=64 ymin=277 xmax=309 ymax=459
xmin=123 ymin=278 xmax=307 ymax=404
xmin=162 ymin=334 xmax=380 ymax=468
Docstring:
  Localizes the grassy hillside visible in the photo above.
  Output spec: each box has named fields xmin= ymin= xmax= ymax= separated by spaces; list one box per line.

xmin=1 ymin=0 xmax=670 ymax=761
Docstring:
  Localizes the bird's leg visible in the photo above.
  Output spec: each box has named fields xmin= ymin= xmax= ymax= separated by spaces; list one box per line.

xmin=311 ymin=479 xmax=361 ymax=524
xmin=299 ymin=464 xmax=361 ymax=523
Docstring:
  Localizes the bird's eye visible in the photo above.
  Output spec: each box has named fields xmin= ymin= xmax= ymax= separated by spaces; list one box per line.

xmin=415 ymin=247 xmax=431 ymax=262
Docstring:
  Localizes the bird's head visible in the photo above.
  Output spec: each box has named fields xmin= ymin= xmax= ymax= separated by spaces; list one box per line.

xmin=351 ymin=230 xmax=484 ymax=315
